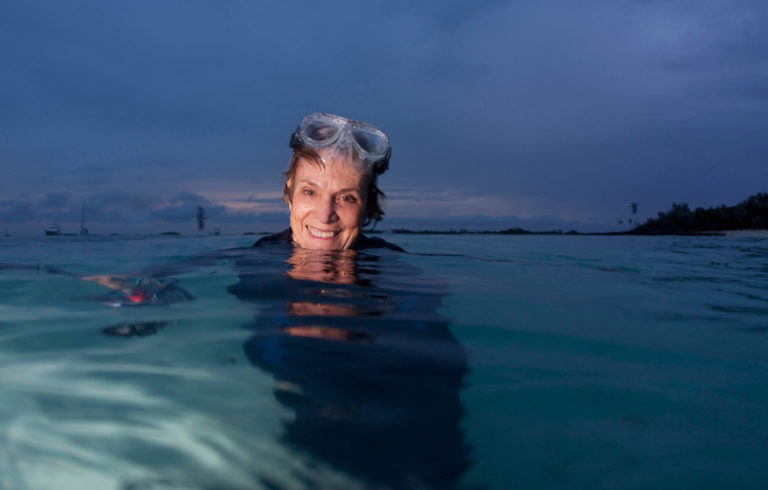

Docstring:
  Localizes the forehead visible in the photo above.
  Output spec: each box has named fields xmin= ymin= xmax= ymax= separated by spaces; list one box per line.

xmin=294 ymin=158 xmax=368 ymax=189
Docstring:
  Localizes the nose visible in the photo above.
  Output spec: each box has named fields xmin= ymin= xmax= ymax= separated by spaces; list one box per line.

xmin=316 ymin=196 xmax=338 ymax=223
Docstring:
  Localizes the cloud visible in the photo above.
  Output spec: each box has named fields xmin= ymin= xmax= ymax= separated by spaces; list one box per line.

xmin=0 ymin=0 xmax=766 ymax=231
xmin=0 ymin=200 xmax=36 ymax=222
xmin=385 ymin=186 xmax=611 ymax=226
xmin=39 ymin=192 xmax=76 ymax=209
xmin=0 ymin=187 xmax=291 ymax=234
xmin=167 ymin=192 xmax=211 ymax=207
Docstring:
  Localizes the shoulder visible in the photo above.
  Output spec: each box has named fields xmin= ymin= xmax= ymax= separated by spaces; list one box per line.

xmin=355 ymin=234 xmax=406 ymax=252
xmin=252 ymin=228 xmax=293 ymax=248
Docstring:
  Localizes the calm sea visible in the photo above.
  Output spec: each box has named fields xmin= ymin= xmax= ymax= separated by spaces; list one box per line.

xmin=1 ymin=233 xmax=767 ymax=489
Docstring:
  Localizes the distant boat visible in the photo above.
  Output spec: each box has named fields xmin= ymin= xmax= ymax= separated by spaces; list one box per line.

xmin=44 ymin=223 xmax=61 ymax=236
xmin=79 ymin=199 xmax=89 ymax=235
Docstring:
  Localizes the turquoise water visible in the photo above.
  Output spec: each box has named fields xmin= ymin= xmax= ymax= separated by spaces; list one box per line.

xmin=1 ymin=234 xmax=767 ymax=489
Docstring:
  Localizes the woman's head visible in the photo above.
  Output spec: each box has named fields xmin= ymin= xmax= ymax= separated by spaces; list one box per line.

xmin=283 ymin=113 xmax=390 ymax=250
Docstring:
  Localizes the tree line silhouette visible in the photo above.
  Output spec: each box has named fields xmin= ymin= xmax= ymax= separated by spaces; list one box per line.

xmin=630 ymin=193 xmax=768 ymax=234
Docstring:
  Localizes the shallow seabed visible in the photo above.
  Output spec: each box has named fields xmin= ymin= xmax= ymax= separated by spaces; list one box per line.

xmin=1 ymin=233 xmax=767 ymax=489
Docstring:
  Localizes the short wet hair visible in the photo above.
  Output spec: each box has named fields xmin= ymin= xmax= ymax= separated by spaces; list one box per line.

xmin=282 ymin=146 xmax=386 ymax=227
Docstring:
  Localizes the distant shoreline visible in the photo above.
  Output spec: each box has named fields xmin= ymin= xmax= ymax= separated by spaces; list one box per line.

xmin=6 ymin=227 xmax=765 ymax=239
xmin=722 ymin=229 xmax=768 ymax=238
xmin=386 ymin=228 xmax=767 ymax=237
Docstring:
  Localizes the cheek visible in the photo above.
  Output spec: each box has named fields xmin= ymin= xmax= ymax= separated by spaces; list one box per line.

xmin=289 ymin=201 xmax=306 ymax=229
xmin=346 ymin=205 xmax=366 ymax=227
xmin=289 ymin=196 xmax=309 ymax=215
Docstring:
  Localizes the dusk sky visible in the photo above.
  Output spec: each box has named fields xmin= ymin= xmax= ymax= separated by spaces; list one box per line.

xmin=1 ymin=0 xmax=766 ymax=235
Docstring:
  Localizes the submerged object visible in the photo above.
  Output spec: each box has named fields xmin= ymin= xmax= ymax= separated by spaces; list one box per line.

xmin=0 ymin=262 xmax=74 ymax=276
xmin=102 ymin=320 xmax=170 ymax=337
xmin=90 ymin=277 xmax=195 ymax=307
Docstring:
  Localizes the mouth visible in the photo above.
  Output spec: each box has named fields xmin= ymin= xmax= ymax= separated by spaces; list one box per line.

xmin=306 ymin=225 xmax=338 ymax=240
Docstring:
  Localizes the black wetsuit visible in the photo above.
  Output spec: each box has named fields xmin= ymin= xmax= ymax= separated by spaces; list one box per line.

xmin=252 ymin=228 xmax=406 ymax=252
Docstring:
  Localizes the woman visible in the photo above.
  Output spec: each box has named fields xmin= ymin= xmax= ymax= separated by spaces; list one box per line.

xmin=234 ymin=117 xmax=468 ymax=488
xmin=255 ymin=113 xmax=404 ymax=252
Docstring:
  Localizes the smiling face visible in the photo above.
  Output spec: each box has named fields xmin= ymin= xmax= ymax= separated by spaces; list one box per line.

xmin=287 ymin=155 xmax=369 ymax=250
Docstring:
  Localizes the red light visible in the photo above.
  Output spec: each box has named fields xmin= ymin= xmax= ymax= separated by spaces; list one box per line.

xmin=127 ymin=291 xmax=146 ymax=303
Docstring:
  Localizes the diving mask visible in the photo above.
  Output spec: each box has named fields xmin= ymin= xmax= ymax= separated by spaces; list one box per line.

xmin=290 ymin=113 xmax=391 ymax=174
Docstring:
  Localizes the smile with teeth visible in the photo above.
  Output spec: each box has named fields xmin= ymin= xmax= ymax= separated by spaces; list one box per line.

xmin=307 ymin=226 xmax=338 ymax=239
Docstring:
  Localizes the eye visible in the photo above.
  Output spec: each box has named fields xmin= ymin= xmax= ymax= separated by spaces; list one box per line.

xmin=338 ymin=194 xmax=358 ymax=205
xmin=301 ymin=188 xmax=315 ymax=197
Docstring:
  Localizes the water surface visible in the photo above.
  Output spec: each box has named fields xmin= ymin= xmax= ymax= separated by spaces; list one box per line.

xmin=1 ymin=233 xmax=767 ymax=489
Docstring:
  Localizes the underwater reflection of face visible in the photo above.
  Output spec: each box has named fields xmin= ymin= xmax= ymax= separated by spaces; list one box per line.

xmin=288 ymin=157 xmax=368 ymax=250
xmin=282 ymin=248 xmax=370 ymax=340
xmin=285 ymin=248 xmax=359 ymax=285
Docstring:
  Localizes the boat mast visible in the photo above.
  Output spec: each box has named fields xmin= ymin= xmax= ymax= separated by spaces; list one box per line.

xmin=197 ymin=206 xmax=205 ymax=232
xmin=80 ymin=198 xmax=88 ymax=235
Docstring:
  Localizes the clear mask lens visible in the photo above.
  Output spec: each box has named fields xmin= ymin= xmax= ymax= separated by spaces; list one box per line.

xmin=351 ymin=125 xmax=388 ymax=156
xmin=301 ymin=116 xmax=342 ymax=146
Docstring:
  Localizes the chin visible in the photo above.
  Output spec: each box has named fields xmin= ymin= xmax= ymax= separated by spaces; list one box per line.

xmin=301 ymin=232 xmax=357 ymax=250
xmin=307 ymin=240 xmax=340 ymax=250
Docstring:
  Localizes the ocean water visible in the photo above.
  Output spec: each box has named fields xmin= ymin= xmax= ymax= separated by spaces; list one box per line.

xmin=1 ymin=233 xmax=767 ymax=489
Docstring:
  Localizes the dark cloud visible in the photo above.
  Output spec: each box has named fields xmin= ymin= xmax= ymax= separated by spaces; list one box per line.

xmin=236 ymin=196 xmax=285 ymax=206
xmin=0 ymin=200 xmax=35 ymax=222
xmin=168 ymin=192 xmax=210 ymax=207
xmin=39 ymin=192 xmax=75 ymax=209
xmin=1 ymin=0 xmax=766 ymax=233
xmin=0 ymin=190 xmax=285 ymax=234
